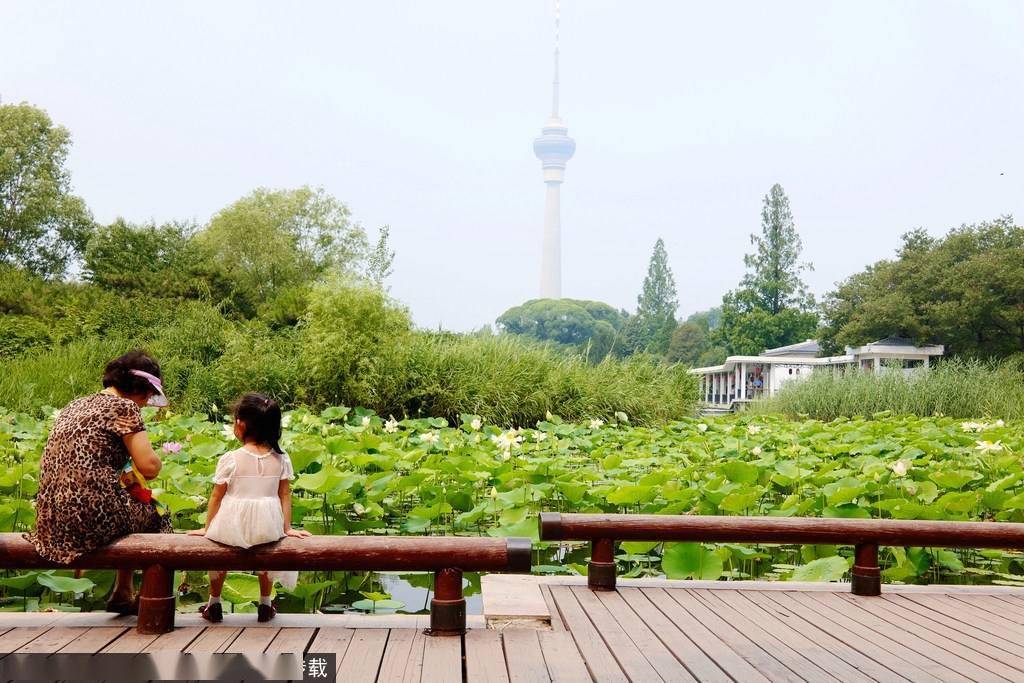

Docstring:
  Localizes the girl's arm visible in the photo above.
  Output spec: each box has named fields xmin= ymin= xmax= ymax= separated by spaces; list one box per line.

xmin=279 ymin=479 xmax=310 ymax=538
xmin=186 ymin=483 xmax=227 ymax=535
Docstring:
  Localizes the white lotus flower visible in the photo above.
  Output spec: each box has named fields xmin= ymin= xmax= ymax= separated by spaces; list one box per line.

xmin=697 ymin=423 xmax=708 ymax=433
xmin=995 ymin=419 xmax=1006 ymax=428
xmin=545 ymin=411 xmax=554 ymax=421
xmin=751 ymin=446 xmax=762 ymax=456
xmin=534 ymin=431 xmax=548 ymax=442
xmin=961 ymin=421 xmax=985 ymax=433
xmin=353 ymin=503 xmax=366 ymax=515
xmin=470 ymin=418 xmax=482 ymax=431
xmin=384 ymin=417 xmax=399 ymax=433
xmin=747 ymin=425 xmax=762 ymax=435
xmin=281 ymin=414 xmax=292 ymax=428
xmin=590 ymin=419 xmax=605 ymax=429
xmin=222 ymin=424 xmax=235 ymax=441
xmin=491 ymin=430 xmax=523 ymax=451
xmin=419 ymin=431 xmax=440 ymax=445
xmin=976 ymin=440 xmax=1004 ymax=453
xmin=210 ymin=404 xmax=219 ymax=413
xmin=361 ymin=416 xmax=371 ymax=427
xmin=489 ymin=486 xmax=498 ymax=498
xmin=890 ymin=459 xmax=910 ymax=477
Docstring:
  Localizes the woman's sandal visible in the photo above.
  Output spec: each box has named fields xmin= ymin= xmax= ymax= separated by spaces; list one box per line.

xmin=199 ymin=602 xmax=223 ymax=623
xmin=257 ymin=603 xmax=276 ymax=623
xmin=105 ymin=595 xmax=139 ymax=616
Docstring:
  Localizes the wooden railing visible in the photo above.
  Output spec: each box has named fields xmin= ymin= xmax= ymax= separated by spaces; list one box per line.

xmin=538 ymin=512 xmax=1024 ymax=594
xmin=0 ymin=533 xmax=533 ymax=635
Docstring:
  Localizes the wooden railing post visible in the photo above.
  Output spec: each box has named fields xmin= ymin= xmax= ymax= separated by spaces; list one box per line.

xmin=429 ymin=567 xmax=465 ymax=635
xmin=137 ymin=564 xmax=175 ymax=634
xmin=851 ymin=543 xmax=881 ymax=596
xmin=589 ymin=538 xmax=616 ymax=591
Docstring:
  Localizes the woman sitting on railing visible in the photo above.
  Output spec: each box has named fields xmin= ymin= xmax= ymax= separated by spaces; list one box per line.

xmin=24 ymin=350 xmax=172 ymax=614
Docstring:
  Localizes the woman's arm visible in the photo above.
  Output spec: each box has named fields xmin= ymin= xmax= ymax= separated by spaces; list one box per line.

xmin=123 ymin=431 xmax=162 ymax=479
xmin=279 ymin=479 xmax=310 ymax=538
xmin=187 ymin=483 xmax=227 ymax=535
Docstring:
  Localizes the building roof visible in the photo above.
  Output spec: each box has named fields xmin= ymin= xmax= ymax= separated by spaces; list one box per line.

xmin=760 ymin=339 xmax=821 ymax=357
xmin=871 ymin=336 xmax=915 ymax=346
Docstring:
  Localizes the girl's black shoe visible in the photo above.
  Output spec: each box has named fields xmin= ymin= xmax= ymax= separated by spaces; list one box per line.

xmin=199 ymin=602 xmax=223 ymax=623
xmin=257 ymin=603 xmax=276 ymax=622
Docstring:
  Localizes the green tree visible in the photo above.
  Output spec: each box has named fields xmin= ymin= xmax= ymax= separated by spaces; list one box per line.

xmin=83 ymin=219 xmax=226 ymax=299
xmin=715 ymin=184 xmax=818 ymax=355
xmin=497 ymin=298 xmax=627 ymax=361
xmin=199 ymin=187 xmax=369 ymax=309
xmin=625 ymin=238 xmax=678 ymax=355
xmin=367 ymin=225 xmax=395 ymax=288
xmin=666 ymin=321 xmax=707 ymax=365
xmin=0 ymin=103 xmax=94 ymax=276
xmin=819 ymin=216 xmax=1024 ymax=357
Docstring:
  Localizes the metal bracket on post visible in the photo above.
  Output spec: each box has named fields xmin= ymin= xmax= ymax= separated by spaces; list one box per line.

xmin=428 ymin=567 xmax=465 ymax=636
xmin=137 ymin=564 xmax=175 ymax=634
xmin=588 ymin=538 xmax=616 ymax=591
xmin=851 ymin=543 xmax=881 ymax=596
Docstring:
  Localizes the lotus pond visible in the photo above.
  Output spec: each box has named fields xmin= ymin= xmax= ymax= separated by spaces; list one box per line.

xmin=2 ymin=405 xmax=1024 ymax=614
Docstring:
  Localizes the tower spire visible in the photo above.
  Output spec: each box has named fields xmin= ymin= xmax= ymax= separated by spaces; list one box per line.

xmin=552 ymin=0 xmax=560 ymax=117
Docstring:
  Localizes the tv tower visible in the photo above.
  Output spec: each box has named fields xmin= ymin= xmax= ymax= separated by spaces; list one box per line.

xmin=534 ymin=0 xmax=576 ymax=299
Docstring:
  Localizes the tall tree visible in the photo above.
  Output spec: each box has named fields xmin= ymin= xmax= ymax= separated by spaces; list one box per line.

xmin=0 ymin=103 xmax=94 ymax=277
xmin=625 ymin=238 xmax=679 ymax=355
xmin=199 ymin=186 xmax=369 ymax=309
xmin=820 ymin=216 xmax=1024 ymax=357
xmin=497 ymin=298 xmax=627 ymax=362
xmin=367 ymin=225 xmax=395 ymax=288
xmin=715 ymin=184 xmax=818 ymax=355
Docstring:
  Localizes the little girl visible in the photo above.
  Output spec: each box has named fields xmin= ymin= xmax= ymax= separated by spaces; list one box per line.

xmin=188 ymin=393 xmax=310 ymax=622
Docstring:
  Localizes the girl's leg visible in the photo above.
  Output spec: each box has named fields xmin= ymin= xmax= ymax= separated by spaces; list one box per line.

xmin=257 ymin=572 xmax=273 ymax=603
xmin=208 ymin=571 xmax=226 ymax=601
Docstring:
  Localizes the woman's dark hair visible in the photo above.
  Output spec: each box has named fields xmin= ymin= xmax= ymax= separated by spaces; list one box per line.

xmin=233 ymin=393 xmax=283 ymax=454
xmin=102 ymin=350 xmax=162 ymax=398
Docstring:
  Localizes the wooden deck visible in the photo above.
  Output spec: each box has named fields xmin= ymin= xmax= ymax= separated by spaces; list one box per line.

xmin=2 ymin=580 xmax=1024 ymax=681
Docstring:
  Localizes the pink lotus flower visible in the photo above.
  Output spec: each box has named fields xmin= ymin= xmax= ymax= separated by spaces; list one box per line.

xmin=162 ymin=442 xmax=182 ymax=454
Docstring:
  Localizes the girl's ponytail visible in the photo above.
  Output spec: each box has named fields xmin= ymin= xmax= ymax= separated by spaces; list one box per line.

xmin=233 ymin=393 xmax=283 ymax=453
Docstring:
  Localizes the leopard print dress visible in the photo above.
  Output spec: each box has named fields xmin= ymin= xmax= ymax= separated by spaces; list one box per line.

xmin=25 ymin=392 xmax=172 ymax=564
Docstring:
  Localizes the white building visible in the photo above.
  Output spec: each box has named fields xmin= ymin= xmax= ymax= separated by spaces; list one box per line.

xmin=691 ymin=337 xmax=945 ymax=409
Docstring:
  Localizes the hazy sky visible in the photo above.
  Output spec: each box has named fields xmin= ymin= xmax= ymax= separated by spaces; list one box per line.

xmin=2 ymin=1 xmax=1022 ymax=331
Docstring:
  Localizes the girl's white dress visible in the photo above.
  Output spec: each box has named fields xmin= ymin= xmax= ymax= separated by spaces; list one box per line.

xmin=205 ymin=447 xmax=297 ymax=589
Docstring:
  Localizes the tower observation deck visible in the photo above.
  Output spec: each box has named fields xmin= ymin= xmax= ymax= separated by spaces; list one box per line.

xmin=534 ymin=1 xmax=575 ymax=299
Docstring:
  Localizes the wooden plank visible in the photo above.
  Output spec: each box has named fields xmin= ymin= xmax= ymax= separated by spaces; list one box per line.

xmin=483 ymin=574 xmax=551 ymax=621
xmin=142 ymin=626 xmax=205 ymax=652
xmin=223 ymin=626 xmax=280 ymax=653
xmin=465 ymin=629 xmax=510 ymax=683
xmin=377 ymin=629 xmax=421 ymax=683
xmin=336 ymin=628 xmax=389 ymax=682
xmin=265 ymin=627 xmax=315 ymax=653
xmin=538 ymin=631 xmax=594 ymax=683
xmin=785 ymin=592 xmax=969 ymax=683
xmin=548 ymin=585 xmax=627 ymax=683
xmin=0 ymin=626 xmax=55 ymax=655
xmin=665 ymin=589 xmax=803 ymax=683
xmin=58 ymin=626 xmax=127 ymax=653
xmin=100 ymin=628 xmax=159 ymax=653
xmin=810 ymin=592 xmax=1015 ymax=682
xmin=503 ymin=629 xmax=551 ymax=683
xmin=833 ymin=592 xmax=1024 ymax=677
xmin=184 ymin=626 xmax=242 ymax=653
xmin=308 ymin=626 xmax=355 ymax=666
xmin=541 ymin=585 xmax=566 ymax=631
xmin=592 ymin=590 xmax=695 ymax=682
xmin=421 ymin=634 xmax=462 ymax=683
xmin=16 ymin=626 xmax=88 ymax=653
xmin=638 ymin=588 xmax=768 ymax=683
xmin=948 ymin=593 xmax=1024 ymax=625
xmin=703 ymin=589 xmax=875 ymax=683
xmin=569 ymin=586 xmax=663 ymax=682
xmin=616 ymin=588 xmax=729 ymax=683
xmin=891 ymin=594 xmax=1024 ymax=655
xmin=758 ymin=591 xmax=939 ymax=683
